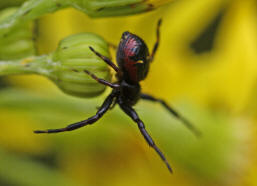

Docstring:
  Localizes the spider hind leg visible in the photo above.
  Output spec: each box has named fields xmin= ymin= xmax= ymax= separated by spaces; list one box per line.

xmin=34 ymin=92 xmax=116 ymax=134
xmin=119 ymin=102 xmax=173 ymax=173
xmin=141 ymin=93 xmax=201 ymax=137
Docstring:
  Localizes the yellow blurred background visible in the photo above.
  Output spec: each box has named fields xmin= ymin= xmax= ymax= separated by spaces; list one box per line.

xmin=1 ymin=0 xmax=257 ymax=185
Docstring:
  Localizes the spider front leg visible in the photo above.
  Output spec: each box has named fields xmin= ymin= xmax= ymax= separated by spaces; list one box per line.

xmin=84 ymin=70 xmax=120 ymax=89
xmin=89 ymin=46 xmax=120 ymax=73
xmin=34 ymin=91 xmax=116 ymax=134
xmin=119 ymin=102 xmax=173 ymax=173
xmin=141 ymin=93 xmax=201 ymax=137
xmin=149 ymin=19 xmax=162 ymax=62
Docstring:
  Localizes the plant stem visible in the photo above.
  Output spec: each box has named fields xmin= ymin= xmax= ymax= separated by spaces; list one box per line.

xmin=0 ymin=55 xmax=52 ymax=76
xmin=0 ymin=0 xmax=69 ymax=37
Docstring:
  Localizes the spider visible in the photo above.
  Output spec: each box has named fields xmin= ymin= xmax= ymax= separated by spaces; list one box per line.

xmin=34 ymin=19 xmax=201 ymax=173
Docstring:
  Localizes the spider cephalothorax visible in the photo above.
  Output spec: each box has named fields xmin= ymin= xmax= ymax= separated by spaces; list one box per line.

xmin=35 ymin=19 xmax=201 ymax=174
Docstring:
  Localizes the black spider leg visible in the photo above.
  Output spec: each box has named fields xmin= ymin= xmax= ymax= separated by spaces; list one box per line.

xmin=84 ymin=70 xmax=120 ymax=89
xmin=149 ymin=19 xmax=162 ymax=62
xmin=34 ymin=91 xmax=116 ymax=134
xmin=109 ymin=97 xmax=117 ymax=110
xmin=82 ymin=69 xmax=119 ymax=110
xmin=119 ymin=101 xmax=173 ymax=173
xmin=89 ymin=46 xmax=120 ymax=73
xmin=141 ymin=93 xmax=201 ymax=137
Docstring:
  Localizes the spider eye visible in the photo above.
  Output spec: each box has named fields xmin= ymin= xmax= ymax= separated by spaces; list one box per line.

xmin=122 ymin=31 xmax=130 ymax=40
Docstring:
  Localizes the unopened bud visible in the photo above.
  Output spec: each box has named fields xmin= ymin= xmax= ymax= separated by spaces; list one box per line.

xmin=0 ymin=32 xmax=111 ymax=98
xmin=69 ymin=0 xmax=152 ymax=17
xmin=0 ymin=0 xmax=173 ymax=37
xmin=50 ymin=32 xmax=111 ymax=97
xmin=0 ymin=7 xmax=35 ymax=60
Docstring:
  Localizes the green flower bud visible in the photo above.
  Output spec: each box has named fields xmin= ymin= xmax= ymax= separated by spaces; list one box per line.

xmin=0 ymin=0 xmax=169 ymax=37
xmin=50 ymin=32 xmax=111 ymax=97
xmin=0 ymin=7 xmax=35 ymax=60
xmin=69 ymin=0 xmax=151 ymax=17
xmin=0 ymin=32 xmax=111 ymax=98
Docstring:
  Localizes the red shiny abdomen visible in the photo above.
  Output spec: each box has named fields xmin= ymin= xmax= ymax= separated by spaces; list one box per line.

xmin=116 ymin=31 xmax=149 ymax=83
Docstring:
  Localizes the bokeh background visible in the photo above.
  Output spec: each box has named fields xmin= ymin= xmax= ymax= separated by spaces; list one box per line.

xmin=1 ymin=0 xmax=257 ymax=185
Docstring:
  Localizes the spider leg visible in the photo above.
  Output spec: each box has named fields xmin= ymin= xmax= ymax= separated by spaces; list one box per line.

xmin=109 ymin=97 xmax=117 ymax=110
xmin=141 ymin=93 xmax=201 ymax=137
xmin=34 ymin=92 xmax=116 ymax=134
xmin=89 ymin=46 xmax=120 ymax=73
xmin=149 ymin=19 xmax=162 ymax=62
xmin=119 ymin=102 xmax=173 ymax=173
xmin=84 ymin=70 xmax=120 ymax=89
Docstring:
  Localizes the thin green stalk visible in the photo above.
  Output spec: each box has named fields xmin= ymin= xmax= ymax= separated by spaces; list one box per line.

xmin=0 ymin=55 xmax=52 ymax=76
xmin=0 ymin=0 xmax=69 ymax=37
xmin=0 ymin=0 xmax=27 ymax=10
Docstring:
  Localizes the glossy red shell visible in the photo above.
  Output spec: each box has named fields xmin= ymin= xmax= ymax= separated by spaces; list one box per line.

xmin=116 ymin=32 xmax=149 ymax=83
xmin=123 ymin=37 xmax=139 ymax=82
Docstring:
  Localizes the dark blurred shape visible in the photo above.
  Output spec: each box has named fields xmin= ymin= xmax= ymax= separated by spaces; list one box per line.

xmin=190 ymin=11 xmax=224 ymax=54
xmin=0 ymin=77 xmax=10 ymax=90
xmin=0 ymin=0 xmax=26 ymax=10
xmin=0 ymin=179 xmax=16 ymax=186
xmin=27 ymin=152 xmax=58 ymax=169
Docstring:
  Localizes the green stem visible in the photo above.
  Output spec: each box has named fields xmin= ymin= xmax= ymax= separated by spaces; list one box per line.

xmin=0 ymin=0 xmax=26 ymax=10
xmin=0 ymin=0 xmax=69 ymax=37
xmin=0 ymin=55 xmax=52 ymax=76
